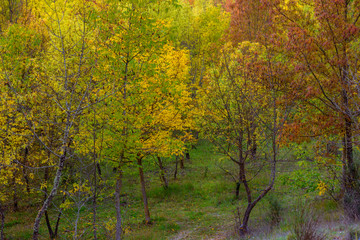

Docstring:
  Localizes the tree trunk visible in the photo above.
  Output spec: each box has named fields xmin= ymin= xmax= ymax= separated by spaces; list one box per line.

xmin=12 ymin=176 xmax=18 ymax=212
xmin=44 ymin=211 xmax=55 ymax=239
xmin=340 ymin=6 xmax=360 ymax=219
xmin=23 ymin=146 xmax=30 ymax=193
xmin=92 ymin=117 xmax=98 ymax=240
xmin=43 ymin=165 xmax=66 ymax=239
xmin=114 ymin=168 xmax=123 ymax=240
xmin=251 ymin=134 xmax=257 ymax=160
xmin=157 ymin=157 xmax=168 ymax=189
xmin=235 ymin=182 xmax=240 ymax=199
xmin=92 ymin=165 xmax=98 ymax=240
xmin=138 ymin=157 xmax=151 ymax=223
xmin=0 ymin=203 xmax=5 ymax=240
xmin=237 ymin=89 xmax=278 ymax=236
xmin=43 ymin=167 xmax=55 ymax=239
xmin=54 ymin=193 xmax=67 ymax=238
xmin=342 ymin=116 xmax=360 ymax=220
xmin=185 ymin=151 xmax=190 ymax=161
xmin=239 ymin=203 xmax=255 ymax=235
xmin=174 ymin=156 xmax=178 ymax=180
xmin=180 ymin=156 xmax=184 ymax=169
xmin=33 ymin=151 xmax=66 ymax=240
xmin=96 ymin=163 xmax=102 ymax=176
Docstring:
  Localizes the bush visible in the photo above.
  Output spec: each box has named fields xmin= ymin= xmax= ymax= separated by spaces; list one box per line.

xmin=348 ymin=229 xmax=360 ymax=240
xmin=287 ymin=205 xmax=326 ymax=240
xmin=267 ymin=195 xmax=282 ymax=228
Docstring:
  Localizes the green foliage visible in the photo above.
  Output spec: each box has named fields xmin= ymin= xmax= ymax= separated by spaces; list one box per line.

xmin=4 ymin=220 xmax=20 ymax=228
xmin=267 ymin=195 xmax=283 ymax=228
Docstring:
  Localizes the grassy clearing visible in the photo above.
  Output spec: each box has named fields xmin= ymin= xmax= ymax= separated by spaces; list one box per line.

xmin=3 ymin=140 xmax=360 ymax=239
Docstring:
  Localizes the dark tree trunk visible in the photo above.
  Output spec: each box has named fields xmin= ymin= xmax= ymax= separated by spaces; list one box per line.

xmin=239 ymin=203 xmax=255 ymax=235
xmin=157 ymin=157 xmax=168 ymax=189
xmin=23 ymin=146 xmax=30 ymax=193
xmin=342 ymin=117 xmax=360 ymax=220
xmin=53 ymin=195 xmax=65 ymax=238
xmin=174 ymin=156 xmax=178 ymax=180
xmin=96 ymin=163 xmax=102 ymax=176
xmin=237 ymin=91 xmax=278 ymax=236
xmin=138 ymin=158 xmax=151 ymax=223
xmin=180 ymin=156 xmax=184 ymax=169
xmin=238 ymin=159 xmax=252 ymax=235
xmin=235 ymin=182 xmax=241 ymax=199
xmin=43 ymin=167 xmax=55 ymax=239
xmin=92 ymin=118 xmax=98 ymax=240
xmin=340 ymin=7 xmax=360 ymax=219
xmin=185 ymin=151 xmax=190 ymax=161
xmin=114 ymin=168 xmax=123 ymax=240
xmin=251 ymin=135 xmax=257 ymax=160
xmin=44 ymin=211 xmax=55 ymax=238
xmin=12 ymin=176 xmax=18 ymax=212
xmin=92 ymin=164 xmax=98 ymax=240
xmin=0 ymin=204 xmax=5 ymax=240
xmin=43 ymin=166 xmax=66 ymax=239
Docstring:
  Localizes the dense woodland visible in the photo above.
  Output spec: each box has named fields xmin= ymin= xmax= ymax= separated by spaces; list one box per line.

xmin=1 ymin=0 xmax=360 ymax=239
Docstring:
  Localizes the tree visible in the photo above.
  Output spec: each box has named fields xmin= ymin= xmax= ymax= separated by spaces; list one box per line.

xmin=200 ymin=37 xmax=291 ymax=234
xmin=0 ymin=12 xmax=47 ymax=238
xmin=270 ymin=0 xmax=360 ymax=219
xmin=95 ymin=1 xmax=195 ymax=237
xmin=7 ymin=0 xmax=111 ymax=238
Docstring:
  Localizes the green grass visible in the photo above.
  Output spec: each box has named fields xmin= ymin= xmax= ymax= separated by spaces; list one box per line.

xmin=3 ymin=139 xmax=358 ymax=239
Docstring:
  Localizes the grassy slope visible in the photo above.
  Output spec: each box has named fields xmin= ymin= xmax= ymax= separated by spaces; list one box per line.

xmin=3 ymin=140 xmax=360 ymax=239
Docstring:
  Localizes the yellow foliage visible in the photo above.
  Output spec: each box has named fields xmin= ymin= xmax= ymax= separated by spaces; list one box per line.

xmin=317 ymin=181 xmax=327 ymax=196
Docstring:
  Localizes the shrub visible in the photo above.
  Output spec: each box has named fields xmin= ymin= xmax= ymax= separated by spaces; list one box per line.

xmin=287 ymin=205 xmax=326 ymax=240
xmin=267 ymin=195 xmax=282 ymax=228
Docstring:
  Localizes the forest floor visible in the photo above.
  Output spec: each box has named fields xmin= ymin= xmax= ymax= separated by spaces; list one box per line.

xmin=4 ymin=140 xmax=360 ymax=239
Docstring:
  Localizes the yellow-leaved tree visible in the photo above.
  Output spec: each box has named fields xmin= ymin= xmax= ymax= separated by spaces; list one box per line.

xmin=93 ymin=0 xmax=196 ymax=237
xmin=0 ymin=10 xmax=48 ymax=238
xmin=10 ymin=0 xmax=113 ymax=238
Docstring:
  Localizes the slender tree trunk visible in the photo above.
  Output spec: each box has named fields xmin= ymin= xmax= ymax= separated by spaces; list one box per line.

xmin=185 ymin=151 xmax=190 ymax=162
xmin=239 ymin=203 xmax=255 ymax=234
xmin=92 ymin=110 xmax=98 ymax=240
xmin=96 ymin=163 xmax=102 ymax=176
xmin=239 ymin=159 xmax=276 ymax=235
xmin=138 ymin=157 xmax=151 ymax=223
xmin=238 ymin=159 xmax=252 ymax=235
xmin=174 ymin=156 xmax=178 ymax=180
xmin=54 ymin=193 xmax=66 ymax=238
xmin=251 ymin=134 xmax=257 ymax=160
xmin=114 ymin=168 xmax=123 ymax=240
xmin=43 ymin=165 xmax=66 ymax=239
xmin=235 ymin=182 xmax=240 ymax=199
xmin=43 ymin=167 xmax=55 ymax=239
xmin=157 ymin=157 xmax=168 ymax=189
xmin=92 ymin=164 xmax=98 ymax=240
xmin=44 ymin=211 xmax=54 ymax=238
xmin=340 ymin=55 xmax=359 ymax=219
xmin=33 ymin=151 xmax=66 ymax=240
xmin=342 ymin=116 xmax=360 ymax=219
xmin=180 ymin=156 xmax=184 ymax=169
xmin=238 ymin=88 xmax=278 ymax=236
xmin=12 ymin=176 xmax=18 ymax=211
xmin=0 ymin=203 xmax=4 ymax=240
xmin=54 ymin=213 xmax=62 ymax=237
xmin=340 ymin=5 xmax=360 ymax=219
xmin=23 ymin=147 xmax=30 ymax=193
